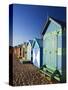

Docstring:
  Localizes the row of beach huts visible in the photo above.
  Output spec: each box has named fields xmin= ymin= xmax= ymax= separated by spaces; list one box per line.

xmin=13 ymin=17 xmax=66 ymax=83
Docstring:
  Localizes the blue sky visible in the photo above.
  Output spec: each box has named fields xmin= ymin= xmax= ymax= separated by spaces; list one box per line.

xmin=11 ymin=4 xmax=66 ymax=46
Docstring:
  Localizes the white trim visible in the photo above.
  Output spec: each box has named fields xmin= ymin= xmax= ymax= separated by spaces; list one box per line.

xmin=49 ymin=17 xmax=62 ymax=29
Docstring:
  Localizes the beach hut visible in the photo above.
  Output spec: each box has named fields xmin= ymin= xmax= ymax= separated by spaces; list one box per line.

xmin=32 ymin=38 xmax=43 ymax=68
xmin=13 ymin=46 xmax=20 ymax=59
xmin=27 ymin=40 xmax=33 ymax=61
xmin=13 ymin=46 xmax=17 ymax=55
xmin=42 ymin=17 xmax=66 ymax=82
xmin=18 ymin=45 xmax=22 ymax=59
xmin=17 ymin=45 xmax=21 ymax=59
xmin=20 ymin=42 xmax=28 ymax=60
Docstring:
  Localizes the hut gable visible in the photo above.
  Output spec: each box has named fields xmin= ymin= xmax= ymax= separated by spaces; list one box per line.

xmin=29 ymin=40 xmax=33 ymax=46
xmin=42 ymin=17 xmax=66 ymax=36
xmin=32 ymin=38 xmax=43 ymax=49
xmin=27 ymin=40 xmax=33 ymax=49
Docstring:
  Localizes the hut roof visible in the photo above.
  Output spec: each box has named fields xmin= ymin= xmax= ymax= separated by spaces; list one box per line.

xmin=42 ymin=16 xmax=66 ymax=35
xmin=29 ymin=40 xmax=33 ymax=46
xmin=32 ymin=38 xmax=43 ymax=48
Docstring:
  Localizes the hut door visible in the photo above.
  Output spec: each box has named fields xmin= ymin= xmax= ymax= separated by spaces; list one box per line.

xmin=49 ymin=34 xmax=56 ymax=70
xmin=33 ymin=48 xmax=40 ymax=68
xmin=46 ymin=33 xmax=56 ymax=71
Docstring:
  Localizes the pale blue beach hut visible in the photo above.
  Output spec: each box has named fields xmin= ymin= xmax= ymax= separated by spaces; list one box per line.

xmin=32 ymin=38 xmax=43 ymax=68
xmin=27 ymin=40 xmax=33 ymax=62
xmin=42 ymin=17 xmax=66 ymax=82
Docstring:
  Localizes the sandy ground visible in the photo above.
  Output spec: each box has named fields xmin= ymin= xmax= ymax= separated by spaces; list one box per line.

xmin=12 ymin=55 xmax=54 ymax=86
